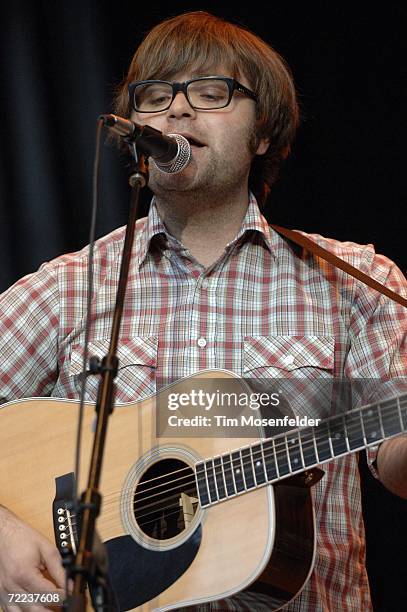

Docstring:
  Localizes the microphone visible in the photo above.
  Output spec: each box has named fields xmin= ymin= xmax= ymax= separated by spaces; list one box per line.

xmin=99 ymin=113 xmax=191 ymax=174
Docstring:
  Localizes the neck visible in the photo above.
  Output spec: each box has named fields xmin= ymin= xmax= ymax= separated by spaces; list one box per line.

xmin=154 ymin=187 xmax=250 ymax=268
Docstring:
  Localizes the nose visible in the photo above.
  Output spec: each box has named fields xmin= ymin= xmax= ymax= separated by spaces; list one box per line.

xmin=168 ymin=91 xmax=196 ymax=118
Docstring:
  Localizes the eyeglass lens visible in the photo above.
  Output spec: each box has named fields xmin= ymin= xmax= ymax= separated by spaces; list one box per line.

xmin=134 ymin=79 xmax=230 ymax=111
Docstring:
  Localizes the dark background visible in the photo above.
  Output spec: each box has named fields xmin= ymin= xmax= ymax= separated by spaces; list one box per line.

xmin=1 ymin=1 xmax=406 ymax=609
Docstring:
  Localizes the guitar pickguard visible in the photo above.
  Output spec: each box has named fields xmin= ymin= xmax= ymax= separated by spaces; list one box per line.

xmin=105 ymin=527 xmax=202 ymax=610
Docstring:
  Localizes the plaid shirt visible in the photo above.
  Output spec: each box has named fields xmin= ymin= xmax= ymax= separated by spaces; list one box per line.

xmin=0 ymin=195 xmax=406 ymax=611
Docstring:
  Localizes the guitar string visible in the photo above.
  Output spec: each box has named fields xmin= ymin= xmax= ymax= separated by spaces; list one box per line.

xmin=133 ymin=489 xmax=192 ymax=516
xmin=59 ymin=404 xmax=405 ymax=537
xmin=119 ymin=464 xmax=192 ymax=489
xmin=99 ymin=404 xmax=405 ymax=504
xmin=112 ymin=395 xmax=406 ymax=496
xmin=77 ymin=503 xmax=197 ymax=534
xmin=86 ymin=415 xmax=404 ymax=534
xmin=138 ymin=395 xmax=406 ymax=499
xmin=96 ymin=402 xmax=397 ymax=531
xmin=99 ymin=404 xmax=407 ymax=510
xmin=96 ymin=409 xmax=406 ymax=521
xmin=138 ymin=505 xmax=197 ymax=530
xmin=108 ymin=406 xmax=392 ymax=520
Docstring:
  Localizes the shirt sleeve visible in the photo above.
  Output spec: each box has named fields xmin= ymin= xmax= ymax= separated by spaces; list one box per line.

xmin=0 ymin=262 xmax=60 ymax=403
xmin=344 ymin=252 xmax=407 ymax=477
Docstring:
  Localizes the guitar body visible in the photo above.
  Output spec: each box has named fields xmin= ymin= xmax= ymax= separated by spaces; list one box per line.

xmin=0 ymin=371 xmax=316 ymax=610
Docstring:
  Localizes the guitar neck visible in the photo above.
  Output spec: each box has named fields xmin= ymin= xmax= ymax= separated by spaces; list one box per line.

xmin=195 ymin=393 xmax=407 ymax=508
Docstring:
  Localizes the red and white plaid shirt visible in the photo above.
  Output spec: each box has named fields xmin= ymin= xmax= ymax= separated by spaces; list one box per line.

xmin=0 ymin=195 xmax=406 ymax=610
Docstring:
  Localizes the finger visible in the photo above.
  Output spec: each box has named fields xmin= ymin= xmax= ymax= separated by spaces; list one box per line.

xmin=38 ymin=542 xmax=65 ymax=589
xmin=4 ymin=604 xmax=23 ymax=612
xmin=22 ymin=570 xmax=57 ymax=592
xmin=21 ymin=575 xmax=65 ymax=611
xmin=1 ymin=583 xmax=25 ymax=612
xmin=2 ymin=601 xmax=22 ymax=612
xmin=8 ymin=570 xmax=61 ymax=604
xmin=1 ymin=590 xmax=24 ymax=612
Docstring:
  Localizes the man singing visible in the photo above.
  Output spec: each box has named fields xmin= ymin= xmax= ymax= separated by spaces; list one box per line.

xmin=0 ymin=11 xmax=406 ymax=611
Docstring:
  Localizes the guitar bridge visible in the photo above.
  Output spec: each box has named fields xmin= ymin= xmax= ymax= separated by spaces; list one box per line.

xmin=52 ymin=472 xmax=79 ymax=556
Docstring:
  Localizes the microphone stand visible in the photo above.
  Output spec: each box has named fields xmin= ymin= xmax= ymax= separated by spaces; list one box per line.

xmin=64 ymin=144 xmax=149 ymax=612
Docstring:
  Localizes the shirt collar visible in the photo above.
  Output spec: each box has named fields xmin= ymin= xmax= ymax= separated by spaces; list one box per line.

xmin=228 ymin=192 xmax=275 ymax=255
xmin=135 ymin=193 xmax=276 ymax=267
xmin=135 ymin=200 xmax=167 ymax=267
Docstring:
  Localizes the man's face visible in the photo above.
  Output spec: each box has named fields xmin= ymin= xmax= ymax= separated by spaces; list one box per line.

xmin=130 ymin=68 xmax=269 ymax=198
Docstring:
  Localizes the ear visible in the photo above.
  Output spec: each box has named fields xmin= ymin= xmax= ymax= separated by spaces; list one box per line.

xmin=255 ymin=137 xmax=270 ymax=155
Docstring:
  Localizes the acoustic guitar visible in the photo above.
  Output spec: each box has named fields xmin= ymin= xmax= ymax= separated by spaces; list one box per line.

xmin=1 ymin=370 xmax=405 ymax=611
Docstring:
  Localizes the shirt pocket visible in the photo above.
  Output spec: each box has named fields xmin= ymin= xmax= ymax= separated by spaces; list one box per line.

xmin=243 ymin=335 xmax=335 ymax=420
xmin=69 ymin=336 xmax=158 ymax=402
xmin=243 ymin=335 xmax=335 ymax=377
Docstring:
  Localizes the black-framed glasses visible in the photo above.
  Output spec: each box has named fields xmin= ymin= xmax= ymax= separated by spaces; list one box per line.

xmin=128 ymin=76 xmax=257 ymax=113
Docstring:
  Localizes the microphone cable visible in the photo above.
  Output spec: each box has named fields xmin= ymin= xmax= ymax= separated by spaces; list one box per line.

xmin=73 ymin=117 xmax=104 ymax=504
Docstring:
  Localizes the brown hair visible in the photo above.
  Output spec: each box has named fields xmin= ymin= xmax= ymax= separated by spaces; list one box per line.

xmin=114 ymin=11 xmax=300 ymax=206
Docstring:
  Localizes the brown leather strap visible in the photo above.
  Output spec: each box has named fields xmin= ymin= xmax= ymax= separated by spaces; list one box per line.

xmin=270 ymin=224 xmax=407 ymax=308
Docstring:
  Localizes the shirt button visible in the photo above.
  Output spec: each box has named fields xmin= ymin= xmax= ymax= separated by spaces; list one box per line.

xmin=283 ymin=355 xmax=295 ymax=366
xmin=197 ymin=337 xmax=207 ymax=348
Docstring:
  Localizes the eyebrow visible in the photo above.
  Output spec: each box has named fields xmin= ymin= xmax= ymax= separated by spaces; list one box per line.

xmin=165 ymin=68 xmax=233 ymax=80
xmin=162 ymin=74 xmax=233 ymax=83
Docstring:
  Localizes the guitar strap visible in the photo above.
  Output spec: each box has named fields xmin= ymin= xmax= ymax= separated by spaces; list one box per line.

xmin=270 ymin=224 xmax=407 ymax=309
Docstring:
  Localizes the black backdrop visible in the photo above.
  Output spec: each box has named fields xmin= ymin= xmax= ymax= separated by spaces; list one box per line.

xmin=1 ymin=1 xmax=406 ymax=609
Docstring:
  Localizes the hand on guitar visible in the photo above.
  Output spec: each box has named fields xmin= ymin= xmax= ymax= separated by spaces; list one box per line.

xmin=0 ymin=506 xmax=65 ymax=611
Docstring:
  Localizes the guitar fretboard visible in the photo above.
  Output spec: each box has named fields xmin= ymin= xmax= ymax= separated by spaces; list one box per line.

xmin=195 ymin=393 xmax=407 ymax=507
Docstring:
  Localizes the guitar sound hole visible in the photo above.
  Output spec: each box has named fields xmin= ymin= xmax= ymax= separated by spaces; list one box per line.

xmin=133 ymin=458 xmax=198 ymax=541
